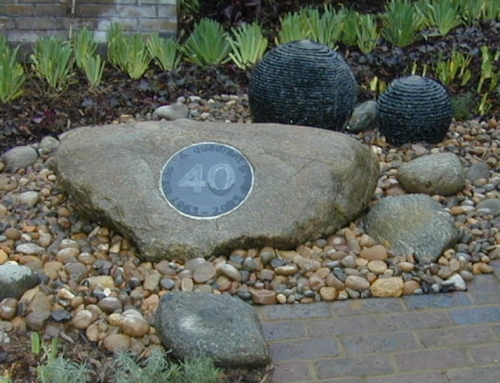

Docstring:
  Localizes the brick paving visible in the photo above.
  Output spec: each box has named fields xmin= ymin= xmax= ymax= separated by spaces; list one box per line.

xmin=256 ymin=260 xmax=500 ymax=382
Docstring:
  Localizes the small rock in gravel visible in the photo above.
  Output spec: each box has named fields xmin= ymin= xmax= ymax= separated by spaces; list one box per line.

xmin=370 ymin=277 xmax=404 ymax=297
xmin=98 ymin=297 xmax=123 ymax=314
xmin=475 ymin=198 xmax=500 ymax=217
xmin=26 ymin=310 xmax=51 ymax=331
xmin=217 ymin=263 xmax=242 ymax=282
xmin=0 ymin=263 xmax=40 ymax=300
xmin=250 ymin=288 xmax=277 ymax=305
xmin=121 ymin=309 xmax=150 ymax=337
xmin=467 ymin=162 xmax=490 ymax=184
xmin=442 ymin=274 xmax=467 ymax=291
xmin=143 ymin=270 xmax=162 ymax=291
xmin=0 ymin=298 xmax=18 ymax=320
xmin=103 ymin=333 xmax=131 ymax=353
xmin=347 ymin=100 xmax=377 ymax=133
xmin=39 ymin=136 xmax=59 ymax=154
xmin=86 ymin=276 xmax=115 ymax=289
xmin=72 ymin=309 xmax=94 ymax=329
xmin=1 ymin=146 xmax=38 ymax=171
xmin=319 ymin=286 xmax=338 ymax=301
xmin=153 ymin=103 xmax=189 ymax=120
xmin=359 ymin=245 xmax=388 ymax=261
xmin=16 ymin=243 xmax=45 ymax=255
xmin=64 ymin=262 xmax=88 ymax=284
xmin=345 ymin=275 xmax=370 ymax=291
xmin=398 ymin=153 xmax=466 ymax=196
xmin=193 ymin=262 xmax=217 ymax=283
xmin=17 ymin=191 xmax=39 ymax=207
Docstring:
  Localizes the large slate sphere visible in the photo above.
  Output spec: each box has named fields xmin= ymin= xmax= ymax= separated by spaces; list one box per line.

xmin=377 ymin=75 xmax=452 ymax=145
xmin=248 ymin=39 xmax=357 ymax=131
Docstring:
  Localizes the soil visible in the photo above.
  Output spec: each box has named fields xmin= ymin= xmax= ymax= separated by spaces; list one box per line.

xmin=1 ymin=1 xmax=500 ymax=382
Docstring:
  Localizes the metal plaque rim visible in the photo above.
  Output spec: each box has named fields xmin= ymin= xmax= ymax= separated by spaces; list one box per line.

xmin=159 ymin=141 xmax=254 ymax=220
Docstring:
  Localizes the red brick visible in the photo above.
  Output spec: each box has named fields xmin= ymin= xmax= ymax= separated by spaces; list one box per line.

xmin=394 ymin=348 xmax=472 ymax=371
xmin=257 ymin=302 xmax=332 ymax=320
xmin=333 ymin=297 xmax=405 ymax=316
xmin=315 ymin=355 xmax=393 ymax=379
xmin=468 ymin=343 xmax=500 ymax=365
xmin=446 ymin=366 xmax=500 ymax=383
xmin=375 ymin=310 xmax=452 ymax=331
xmin=341 ymin=331 xmax=420 ymax=355
xmin=307 ymin=316 xmax=382 ymax=337
xmin=261 ymin=320 xmax=306 ymax=342
xmin=416 ymin=325 xmax=497 ymax=348
xmin=366 ymin=372 xmax=448 ymax=383
xmin=270 ymin=338 xmax=339 ymax=361
xmin=271 ymin=361 xmax=312 ymax=383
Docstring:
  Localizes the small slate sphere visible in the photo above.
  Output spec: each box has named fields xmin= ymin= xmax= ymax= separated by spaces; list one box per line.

xmin=248 ymin=39 xmax=357 ymax=131
xmin=377 ymin=75 xmax=453 ymax=145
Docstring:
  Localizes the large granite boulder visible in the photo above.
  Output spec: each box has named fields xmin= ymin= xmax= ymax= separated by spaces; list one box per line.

xmin=155 ymin=292 xmax=270 ymax=367
xmin=364 ymin=194 xmax=458 ymax=264
xmin=55 ymin=120 xmax=379 ymax=261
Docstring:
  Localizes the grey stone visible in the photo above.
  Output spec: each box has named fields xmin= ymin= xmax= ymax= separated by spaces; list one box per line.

xmin=467 ymin=162 xmax=490 ymax=184
xmin=0 ymin=263 xmax=41 ymax=300
xmin=364 ymin=194 xmax=458 ymax=264
xmin=15 ymin=243 xmax=45 ymax=255
xmin=17 ymin=191 xmax=39 ymax=207
xmin=39 ymin=136 xmax=59 ymax=155
xmin=476 ymin=198 xmax=500 ymax=217
xmin=55 ymin=120 xmax=379 ymax=261
xmin=155 ymin=291 xmax=270 ymax=367
xmin=1 ymin=146 xmax=38 ymax=171
xmin=153 ymin=103 xmax=189 ymax=121
xmin=347 ymin=100 xmax=377 ymax=133
xmin=398 ymin=152 xmax=465 ymax=196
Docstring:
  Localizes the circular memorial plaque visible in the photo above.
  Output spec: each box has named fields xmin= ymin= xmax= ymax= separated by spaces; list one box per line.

xmin=160 ymin=142 xmax=254 ymax=219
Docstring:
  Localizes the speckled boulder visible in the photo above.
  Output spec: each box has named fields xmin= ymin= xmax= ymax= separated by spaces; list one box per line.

xmin=377 ymin=75 xmax=452 ymax=145
xmin=249 ymin=39 xmax=357 ymax=131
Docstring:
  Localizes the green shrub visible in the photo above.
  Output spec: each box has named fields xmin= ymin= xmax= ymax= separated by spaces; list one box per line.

xmin=0 ymin=36 xmax=26 ymax=103
xmin=30 ymin=36 xmax=75 ymax=92
xmin=417 ymin=0 xmax=462 ymax=36
xmin=72 ymin=28 xmax=99 ymax=69
xmin=301 ymin=6 xmax=345 ymax=49
xmin=182 ymin=18 xmax=230 ymax=67
xmin=275 ymin=12 xmax=308 ymax=45
xmin=147 ymin=33 xmax=182 ymax=71
xmin=355 ymin=13 xmax=379 ymax=54
xmin=227 ymin=22 xmax=268 ymax=69
xmin=381 ymin=0 xmax=426 ymax=47
xmin=80 ymin=54 xmax=106 ymax=88
xmin=107 ymin=24 xmax=151 ymax=79
xmin=451 ymin=92 xmax=475 ymax=121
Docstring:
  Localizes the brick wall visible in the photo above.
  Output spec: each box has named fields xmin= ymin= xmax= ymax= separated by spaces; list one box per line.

xmin=0 ymin=0 xmax=177 ymax=44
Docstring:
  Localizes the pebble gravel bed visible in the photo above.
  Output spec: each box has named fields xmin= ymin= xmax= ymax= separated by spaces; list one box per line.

xmin=0 ymin=94 xmax=499 ymax=354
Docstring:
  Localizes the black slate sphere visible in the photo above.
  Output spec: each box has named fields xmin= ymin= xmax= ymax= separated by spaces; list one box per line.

xmin=248 ymin=39 xmax=357 ymax=131
xmin=377 ymin=75 xmax=453 ymax=145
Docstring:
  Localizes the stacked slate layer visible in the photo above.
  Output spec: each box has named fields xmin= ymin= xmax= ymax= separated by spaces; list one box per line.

xmin=248 ymin=39 xmax=358 ymax=131
xmin=377 ymin=75 xmax=453 ymax=145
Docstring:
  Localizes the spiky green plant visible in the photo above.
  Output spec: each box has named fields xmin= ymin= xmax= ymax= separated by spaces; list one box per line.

xmin=227 ymin=22 xmax=268 ymax=69
xmin=275 ymin=11 xmax=308 ymax=45
xmin=182 ymin=18 xmax=231 ymax=66
xmin=417 ymin=0 xmax=462 ymax=36
xmin=301 ymin=6 xmax=345 ymax=49
xmin=381 ymin=0 xmax=426 ymax=47
xmin=434 ymin=49 xmax=472 ymax=86
xmin=30 ymin=36 xmax=75 ymax=92
xmin=355 ymin=13 xmax=380 ymax=54
xmin=0 ymin=35 xmax=26 ymax=103
xmin=147 ymin=33 xmax=182 ymax=71
xmin=460 ymin=0 xmax=484 ymax=26
xmin=80 ymin=54 xmax=106 ymax=88
xmin=481 ymin=0 xmax=500 ymax=20
xmin=72 ymin=28 xmax=99 ymax=69
xmin=341 ymin=9 xmax=360 ymax=46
